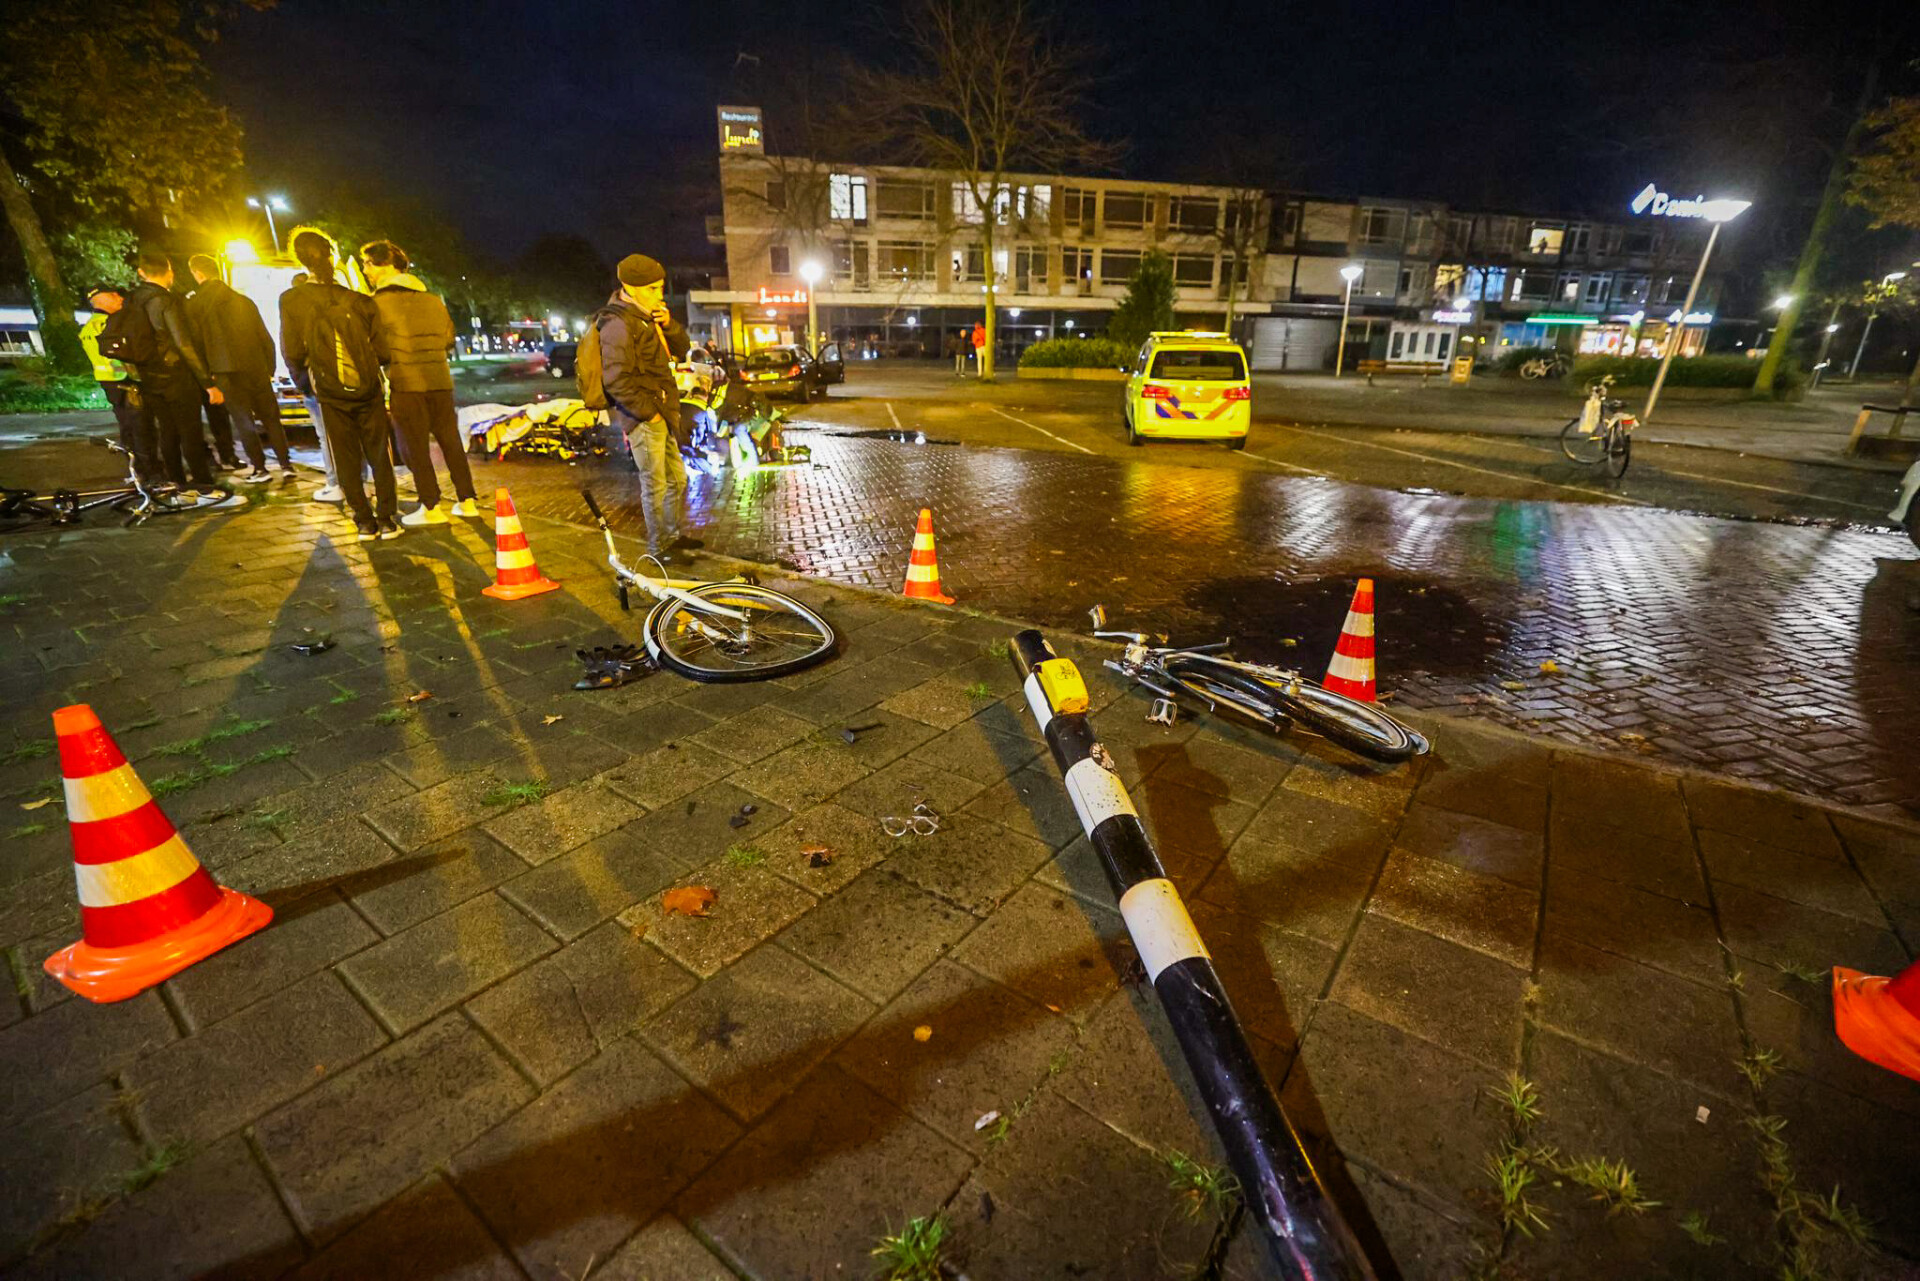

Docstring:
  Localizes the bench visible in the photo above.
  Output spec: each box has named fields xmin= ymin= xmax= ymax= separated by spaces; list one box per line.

xmin=1845 ymin=402 xmax=1915 ymax=460
xmin=1358 ymin=359 xmax=1449 ymax=385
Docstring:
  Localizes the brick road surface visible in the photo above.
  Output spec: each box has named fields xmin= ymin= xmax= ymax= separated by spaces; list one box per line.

xmin=494 ymin=431 xmax=1920 ymax=821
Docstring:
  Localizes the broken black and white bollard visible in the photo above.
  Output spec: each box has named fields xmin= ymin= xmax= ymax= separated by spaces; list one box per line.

xmin=1009 ymin=629 xmax=1376 ymax=1281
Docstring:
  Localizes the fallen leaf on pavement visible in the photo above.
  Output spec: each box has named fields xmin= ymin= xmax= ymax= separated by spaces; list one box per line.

xmin=542 ymin=714 xmax=564 ymax=725
xmin=912 ymin=1025 xmax=933 ymax=1043
xmin=662 ymin=885 xmax=717 ymax=917
xmin=1538 ymin=660 xmax=1561 ymax=675
xmin=803 ymin=844 xmax=834 ymax=868
xmin=20 ymin=798 xmax=52 ymax=811
xmin=1500 ymin=680 xmax=1525 ymax=691
xmin=406 ymin=690 xmax=433 ymax=703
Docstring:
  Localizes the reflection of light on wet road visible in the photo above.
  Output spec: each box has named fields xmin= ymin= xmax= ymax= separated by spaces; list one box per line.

xmin=1273 ymin=421 xmax=1652 ymax=506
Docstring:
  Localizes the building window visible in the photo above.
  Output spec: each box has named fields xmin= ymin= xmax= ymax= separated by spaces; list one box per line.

xmin=1528 ymin=225 xmax=1564 ymax=255
xmin=1358 ymin=207 xmax=1404 ymax=246
xmin=1102 ymin=192 xmax=1149 ymax=230
xmin=1099 ymin=249 xmax=1142 ymax=284
xmin=1014 ymin=184 xmax=1051 ymax=224
xmin=1516 ymin=270 xmax=1552 ymax=301
xmin=1172 ymin=254 xmax=1216 ymax=287
xmin=1559 ymin=273 xmax=1581 ymax=301
xmin=951 ymin=246 xmax=985 ymax=283
xmin=876 ymin=241 xmax=933 ymax=282
xmin=1168 ymin=195 xmax=1219 ymax=235
xmin=1655 ymin=275 xmax=1681 ymax=303
xmin=1062 ymin=245 xmax=1092 ymax=285
xmin=1061 ymin=187 xmax=1096 ymax=232
xmin=829 ymin=173 xmax=868 ymax=224
xmin=1445 ymin=216 xmax=1472 ymax=252
xmin=833 ymin=240 xmax=871 ymax=290
xmin=1280 ymin=206 xmax=1300 ymax=239
xmin=769 ymin=245 xmax=791 ymax=276
xmin=1434 ymin=264 xmax=1466 ymax=298
xmin=1480 ymin=216 xmax=1517 ymax=251
xmin=1566 ymin=224 xmax=1592 ymax=256
xmin=874 ymin=180 xmax=934 ymax=220
xmin=1480 ymin=266 xmax=1507 ymax=301
xmin=1582 ymin=273 xmax=1610 ymax=305
xmin=1619 ymin=275 xmax=1650 ymax=305
xmin=764 ymin=180 xmax=785 ymax=212
xmin=1624 ymin=229 xmax=1655 ymax=255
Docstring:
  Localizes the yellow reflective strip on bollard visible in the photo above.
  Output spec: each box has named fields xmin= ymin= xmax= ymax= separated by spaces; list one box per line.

xmin=1118 ymin=877 xmax=1210 ymax=981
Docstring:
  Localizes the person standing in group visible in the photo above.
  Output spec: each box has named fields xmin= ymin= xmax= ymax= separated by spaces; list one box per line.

xmin=969 ymin=321 xmax=986 ymax=375
xmin=359 ymin=240 xmax=478 ymax=525
xmin=185 ymin=254 xmax=294 ymax=484
xmin=78 ymin=286 xmax=157 ymax=481
xmin=595 ymin=253 xmax=697 ymax=560
xmin=123 ymin=252 xmax=223 ymax=497
xmin=280 ymin=230 xmax=399 ymax=542
xmin=289 ymin=271 xmax=345 ymax=504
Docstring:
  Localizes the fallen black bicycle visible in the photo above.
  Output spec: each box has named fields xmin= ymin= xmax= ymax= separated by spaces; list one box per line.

xmin=1 ymin=438 xmax=235 ymax=532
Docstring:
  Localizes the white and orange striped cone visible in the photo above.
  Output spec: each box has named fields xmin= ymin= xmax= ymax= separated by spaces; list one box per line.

xmin=1833 ymin=960 xmax=1920 ymax=1082
xmin=43 ymin=705 xmax=272 ymax=1003
xmin=1322 ymin=578 xmax=1377 ymax=702
xmin=482 ymin=486 xmax=560 ymax=601
xmin=902 ymin=507 xmax=955 ymax=605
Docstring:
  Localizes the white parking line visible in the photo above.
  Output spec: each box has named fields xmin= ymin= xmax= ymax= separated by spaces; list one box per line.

xmin=885 ymin=401 xmax=903 ymax=431
xmin=1273 ymin=422 xmax=1653 ymax=506
xmin=991 ymin=406 xmax=1095 ymax=454
xmin=1242 ymin=451 xmax=1320 ymax=476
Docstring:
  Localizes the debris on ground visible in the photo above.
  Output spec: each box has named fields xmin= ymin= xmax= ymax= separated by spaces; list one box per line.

xmin=662 ymin=885 xmax=717 ymax=917
xmin=405 ymin=690 xmax=433 ymax=703
xmin=974 ymin=1110 xmax=1002 ymax=1131
xmin=839 ymin=721 xmax=883 ymax=745
xmin=728 ymin=814 xmax=749 ymax=829
xmin=20 ymin=798 xmax=52 ymax=811
xmin=1539 ymin=659 xmax=1562 ymax=675
xmin=289 ymin=632 xmax=335 ymax=655
xmin=1500 ymin=680 xmax=1526 ymax=692
xmin=803 ymin=844 xmax=835 ymax=868
xmin=912 ymin=1025 xmax=933 ymax=1043
xmin=541 ymin=714 xmax=564 ymax=725
xmin=573 ymin=644 xmax=653 ymax=691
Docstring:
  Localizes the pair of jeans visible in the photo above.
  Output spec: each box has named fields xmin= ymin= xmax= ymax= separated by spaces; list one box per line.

xmin=142 ymin=375 xmax=215 ymax=488
xmin=318 ymin=397 xmax=397 ymax=527
xmin=214 ymin=372 xmax=291 ymax=471
xmin=388 ymin=389 xmax=475 ymax=508
xmin=102 ymin=382 xmax=157 ymax=481
xmin=617 ymin=407 xmax=687 ymax=553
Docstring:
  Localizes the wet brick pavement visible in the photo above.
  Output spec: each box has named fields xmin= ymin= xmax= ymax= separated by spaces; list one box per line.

xmin=495 ymin=431 xmax=1920 ymax=821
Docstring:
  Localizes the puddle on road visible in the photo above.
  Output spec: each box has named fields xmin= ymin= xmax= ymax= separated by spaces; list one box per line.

xmin=808 ymin=428 xmax=963 ymax=446
xmin=1182 ymin=574 xmax=1503 ymax=676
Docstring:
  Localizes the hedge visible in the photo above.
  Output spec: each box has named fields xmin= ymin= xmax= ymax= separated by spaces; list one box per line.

xmin=1018 ymin=337 xmax=1131 ymax=370
xmin=0 ymin=374 xmax=108 ymax=413
xmin=1570 ymin=355 xmax=1803 ymax=396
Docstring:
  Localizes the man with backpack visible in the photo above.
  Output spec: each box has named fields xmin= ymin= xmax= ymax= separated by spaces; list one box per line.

xmin=281 ymin=230 xmax=399 ymax=542
xmin=577 ymin=253 xmax=696 ymax=561
xmin=79 ymin=286 xmax=156 ymax=482
xmin=118 ymin=252 xmax=223 ymax=497
xmin=186 ymin=254 xmax=293 ymax=484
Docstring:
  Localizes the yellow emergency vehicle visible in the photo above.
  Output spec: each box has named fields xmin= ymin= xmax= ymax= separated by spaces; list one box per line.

xmin=1120 ymin=331 xmax=1251 ymax=449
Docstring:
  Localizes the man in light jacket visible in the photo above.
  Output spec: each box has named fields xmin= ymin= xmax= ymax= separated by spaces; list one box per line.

xmin=186 ymin=254 xmax=293 ymax=483
xmin=359 ymin=240 xmax=477 ymax=524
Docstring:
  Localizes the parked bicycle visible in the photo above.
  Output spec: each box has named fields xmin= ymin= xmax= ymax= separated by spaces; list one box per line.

xmin=1558 ymin=374 xmax=1636 ymax=478
xmin=1 ymin=438 xmax=235 ymax=533
xmin=581 ymin=488 xmax=836 ymax=682
xmin=1518 ymin=351 xmax=1571 ymax=380
xmin=1093 ymin=616 xmax=1428 ymax=763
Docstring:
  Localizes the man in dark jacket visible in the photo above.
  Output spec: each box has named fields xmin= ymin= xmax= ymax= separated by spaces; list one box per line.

xmin=360 ymin=240 xmax=477 ymax=524
xmin=599 ymin=253 xmax=694 ymax=559
xmin=125 ymin=252 xmax=223 ymax=495
xmin=186 ymin=255 xmax=292 ymax=483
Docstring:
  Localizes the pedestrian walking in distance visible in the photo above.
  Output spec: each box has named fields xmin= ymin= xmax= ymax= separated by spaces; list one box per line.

xmin=79 ymin=286 xmax=158 ymax=482
xmin=596 ymin=253 xmax=699 ymax=560
xmin=360 ymin=240 xmax=479 ymax=524
xmin=124 ymin=252 xmax=224 ymax=498
xmin=280 ymin=230 xmax=400 ymax=542
xmin=185 ymin=254 xmax=294 ymax=484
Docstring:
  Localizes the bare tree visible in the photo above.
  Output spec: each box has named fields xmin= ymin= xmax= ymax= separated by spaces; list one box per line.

xmin=850 ymin=0 xmax=1118 ymax=380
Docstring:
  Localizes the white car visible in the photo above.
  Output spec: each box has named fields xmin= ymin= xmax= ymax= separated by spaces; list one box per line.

xmin=674 ymin=346 xmax=727 ymax=401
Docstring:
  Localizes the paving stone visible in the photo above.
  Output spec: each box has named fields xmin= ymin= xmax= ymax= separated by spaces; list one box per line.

xmin=779 ymin=656 xmax=941 ymax=723
xmin=1543 ymin=863 xmax=1721 ymax=984
xmin=479 ymin=780 xmax=643 ymax=865
xmin=1369 ymin=849 xmax=1537 ymax=968
xmin=0 ymin=1084 xmax=144 ymax=1264
xmin=7 ymin=1134 xmax=304 ymax=1281
xmin=1771 ymin=1071 xmax=1920 ymax=1258
xmin=619 ymin=779 xmax=791 ymax=870
xmin=1740 ymin=979 xmax=1920 ymax=1119
xmin=1147 ymin=732 xmax=1295 ymax=806
xmin=220 ymin=817 xmax=404 ymax=904
xmin=751 ymin=801 xmax=898 ymax=895
xmin=641 ymin=944 xmax=873 ymax=1122
xmin=1535 ymin=936 xmax=1745 ymax=1099
xmin=497 ymin=824 xmax=686 ymax=941
xmin=285 ymin=1173 xmax=524 ymax=1281
xmin=593 ymin=1215 xmax=737 ymax=1280
xmin=962 ymin=763 xmax=1083 ymax=849
xmin=166 ymin=890 xmax=381 ymax=1030
xmin=595 ymin=741 xmax=737 ymax=811
xmin=1546 ymin=811 xmax=1704 ymax=901
xmin=364 ymin=772 xmax=518 ymax=852
xmin=1831 ymin=813 xmax=1920 ymax=904
xmin=730 ymin=734 xmax=875 ymax=811
xmin=1332 ymin=914 xmax=1525 ymax=1070
xmin=1311 ymin=1164 xmax=1483 ymax=1281
xmin=678 ymin=1065 xmax=972 ymax=1279
xmin=344 ymin=830 xmax=531 ymax=935
xmin=1548 ymin=751 xmax=1692 ymax=842
xmin=594 ymin=698 xmax=721 ymax=756
xmin=899 ymin=719 xmax=1043 ymax=788
xmin=156 ymin=757 xmax=312 ymax=827
xmin=0 ymin=866 xmax=81 ymax=950
xmin=950 ymin=882 xmax=1129 ymax=1024
xmin=1197 ymin=832 xmax=1378 ymax=949
xmin=0 ymin=989 xmax=175 ymax=1131
xmin=1392 ymin=800 xmax=1543 ymax=888
xmin=686 ymin=703 xmax=816 ymax=763
xmin=1698 ymin=828 xmax=1884 ymax=924
xmin=465 ymin=921 xmax=697 ymax=1087
xmin=1233 ymin=786 xmax=1399 ymax=872
xmin=1414 ymin=764 xmax=1549 ymax=832
xmin=1683 ymin=778 xmax=1844 ymax=859
xmin=882 ymin=811 xmax=1053 ymax=916
xmin=880 ymin=671 xmax=1000 ymax=730
xmin=777 ymin=869 xmax=975 ymax=1002
xmin=1183 ymin=901 xmax=1339 ymax=1051
xmin=452 ymin=1035 xmax=742 ymax=1281
xmin=255 ymin=1013 xmax=533 ymax=1245
xmin=1714 ymin=882 xmax=1908 ymax=977
xmin=338 ymin=893 xmax=555 ymax=1033
xmin=620 ymin=860 xmax=817 ymax=979
xmin=1278 ymin=749 xmax=1419 ymax=821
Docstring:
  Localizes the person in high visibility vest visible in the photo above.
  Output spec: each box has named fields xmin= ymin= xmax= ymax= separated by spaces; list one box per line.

xmin=80 ymin=286 xmax=158 ymax=481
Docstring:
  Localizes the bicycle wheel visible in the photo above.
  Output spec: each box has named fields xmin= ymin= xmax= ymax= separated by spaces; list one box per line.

xmin=1168 ymin=655 xmax=1428 ymax=762
xmin=1605 ymin=428 xmax=1632 ymax=478
xmin=1559 ymin=418 xmax=1606 ymax=464
xmin=644 ymin=582 xmax=836 ymax=682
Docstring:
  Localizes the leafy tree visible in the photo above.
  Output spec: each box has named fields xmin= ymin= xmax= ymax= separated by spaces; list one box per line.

xmin=852 ymin=0 xmax=1118 ymax=380
xmin=1846 ymin=93 xmax=1920 ymax=402
xmin=1107 ymin=252 xmax=1174 ymax=350
xmin=512 ymin=234 xmax=611 ymax=315
xmin=56 ymin=223 xmax=139 ymax=292
xmin=0 ymin=1 xmax=256 ymax=372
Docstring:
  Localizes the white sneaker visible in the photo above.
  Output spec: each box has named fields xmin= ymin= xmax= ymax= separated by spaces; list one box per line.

xmin=400 ymin=503 xmax=449 ymax=527
xmin=312 ymin=485 xmax=345 ymax=504
xmin=450 ymin=497 xmax=480 ymax=518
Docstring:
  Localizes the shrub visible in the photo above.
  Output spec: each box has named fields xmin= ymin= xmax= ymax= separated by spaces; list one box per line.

xmin=1107 ymin=250 xmax=1175 ymax=349
xmin=1018 ymin=337 xmax=1131 ymax=369
xmin=0 ymin=373 xmax=108 ymax=413
xmin=1570 ymin=354 xmax=1803 ymax=397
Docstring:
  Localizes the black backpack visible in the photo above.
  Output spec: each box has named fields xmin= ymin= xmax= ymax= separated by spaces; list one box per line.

xmin=303 ymin=285 xmax=382 ymax=403
xmin=97 ymin=294 xmax=158 ymax=367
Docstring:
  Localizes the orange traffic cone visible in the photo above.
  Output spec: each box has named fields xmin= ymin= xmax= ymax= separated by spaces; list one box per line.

xmin=43 ymin=705 xmax=272 ymax=1003
xmin=1322 ymin=578 xmax=1377 ymax=702
xmin=482 ymin=487 xmax=560 ymax=601
xmin=1833 ymin=961 xmax=1920 ymax=1082
xmin=902 ymin=508 xmax=955 ymax=605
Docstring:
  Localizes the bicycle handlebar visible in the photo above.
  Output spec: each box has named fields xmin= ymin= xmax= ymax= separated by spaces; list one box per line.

xmin=581 ymin=488 xmax=606 ymax=525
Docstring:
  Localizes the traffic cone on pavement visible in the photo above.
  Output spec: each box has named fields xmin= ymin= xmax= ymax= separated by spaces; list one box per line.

xmin=43 ymin=705 xmax=272 ymax=1003
xmin=1322 ymin=578 xmax=1377 ymax=702
xmin=902 ymin=508 xmax=955 ymax=605
xmin=482 ymin=487 xmax=560 ymax=601
xmin=1833 ymin=961 xmax=1920 ymax=1082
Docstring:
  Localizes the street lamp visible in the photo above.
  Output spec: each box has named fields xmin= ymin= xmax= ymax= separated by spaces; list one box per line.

xmin=1642 ymin=198 xmax=1750 ymax=423
xmin=1335 ymin=264 xmax=1364 ymax=379
xmin=798 ymin=259 xmax=824 ymax=357
xmin=1849 ymin=271 xmax=1908 ymax=379
xmin=245 ymin=194 xmax=290 ymax=253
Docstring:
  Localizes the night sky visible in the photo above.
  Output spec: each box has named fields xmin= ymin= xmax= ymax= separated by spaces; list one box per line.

xmin=209 ymin=0 xmax=1920 ymax=282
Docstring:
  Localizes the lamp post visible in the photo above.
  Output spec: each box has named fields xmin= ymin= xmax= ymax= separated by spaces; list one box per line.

xmin=1642 ymin=198 xmax=1749 ymax=424
xmin=1848 ymin=271 xmax=1906 ymax=380
xmin=1335 ymin=264 xmax=1363 ymax=378
xmin=245 ymin=194 xmax=290 ymax=253
xmin=798 ymin=259 xmax=824 ymax=357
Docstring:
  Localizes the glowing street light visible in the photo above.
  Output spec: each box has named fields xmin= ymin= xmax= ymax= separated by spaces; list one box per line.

xmin=222 ymin=238 xmax=259 ymax=266
xmin=798 ymin=259 xmax=824 ymax=356
xmin=1772 ymin=294 xmax=1795 ymax=310
xmin=245 ymin=194 xmax=290 ymax=252
xmin=1642 ymin=197 xmax=1748 ymax=423
xmin=1335 ymin=264 xmax=1364 ymax=379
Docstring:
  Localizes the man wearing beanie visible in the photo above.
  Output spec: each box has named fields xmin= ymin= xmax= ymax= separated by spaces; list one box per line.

xmin=598 ymin=253 xmax=696 ymax=559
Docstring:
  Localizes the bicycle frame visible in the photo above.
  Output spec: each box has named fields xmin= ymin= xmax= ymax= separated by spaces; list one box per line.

xmin=581 ymin=489 xmax=749 ymax=628
xmin=1096 ymin=630 xmax=1304 ymax=714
